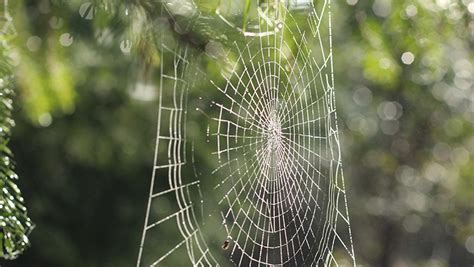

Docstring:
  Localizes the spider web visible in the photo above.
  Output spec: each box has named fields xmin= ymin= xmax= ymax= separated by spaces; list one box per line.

xmin=137 ymin=0 xmax=355 ymax=266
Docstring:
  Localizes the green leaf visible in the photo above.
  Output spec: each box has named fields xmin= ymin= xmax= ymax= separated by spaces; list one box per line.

xmin=242 ymin=0 xmax=251 ymax=32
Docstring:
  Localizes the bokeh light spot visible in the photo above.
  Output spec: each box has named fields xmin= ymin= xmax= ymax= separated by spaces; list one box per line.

xmin=405 ymin=5 xmax=418 ymax=17
xmin=346 ymin=0 xmax=358 ymax=5
xmin=59 ymin=33 xmax=73 ymax=47
xmin=26 ymin=36 xmax=42 ymax=52
xmin=401 ymin=52 xmax=415 ymax=65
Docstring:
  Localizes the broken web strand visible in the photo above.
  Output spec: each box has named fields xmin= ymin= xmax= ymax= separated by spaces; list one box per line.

xmin=137 ymin=0 xmax=356 ymax=266
xmin=327 ymin=2 xmax=356 ymax=265
xmin=136 ymin=2 xmax=220 ymax=266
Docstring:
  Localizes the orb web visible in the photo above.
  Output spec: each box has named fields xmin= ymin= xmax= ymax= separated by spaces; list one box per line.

xmin=137 ymin=0 xmax=356 ymax=266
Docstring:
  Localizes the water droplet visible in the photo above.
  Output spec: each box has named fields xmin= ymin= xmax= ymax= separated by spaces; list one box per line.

xmin=79 ymin=2 xmax=95 ymax=20
xmin=120 ymin=39 xmax=132 ymax=53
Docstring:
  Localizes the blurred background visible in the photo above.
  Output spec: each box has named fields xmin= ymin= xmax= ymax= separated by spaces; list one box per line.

xmin=1 ymin=0 xmax=473 ymax=266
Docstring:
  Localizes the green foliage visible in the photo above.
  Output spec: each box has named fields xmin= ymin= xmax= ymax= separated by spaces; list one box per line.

xmin=0 ymin=46 xmax=33 ymax=259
